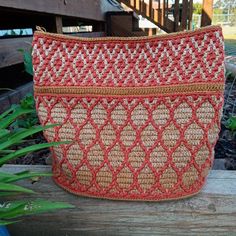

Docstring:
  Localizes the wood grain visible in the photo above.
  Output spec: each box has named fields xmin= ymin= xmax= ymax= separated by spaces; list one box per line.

xmin=0 ymin=37 xmax=32 ymax=68
xmin=201 ymin=0 xmax=213 ymax=27
xmin=0 ymin=0 xmax=121 ymax=22
xmin=2 ymin=165 xmax=236 ymax=236
xmin=0 ymin=32 xmax=105 ymax=68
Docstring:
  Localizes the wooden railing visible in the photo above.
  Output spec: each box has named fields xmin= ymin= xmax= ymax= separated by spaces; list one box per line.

xmin=117 ymin=0 xmax=193 ymax=33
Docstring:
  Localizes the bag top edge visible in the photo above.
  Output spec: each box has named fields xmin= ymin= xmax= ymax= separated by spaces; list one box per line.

xmin=33 ymin=25 xmax=222 ymax=43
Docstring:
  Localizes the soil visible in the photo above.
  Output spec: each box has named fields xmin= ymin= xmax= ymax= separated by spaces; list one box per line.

xmin=8 ymin=133 xmax=52 ymax=165
xmin=214 ymin=73 xmax=236 ymax=170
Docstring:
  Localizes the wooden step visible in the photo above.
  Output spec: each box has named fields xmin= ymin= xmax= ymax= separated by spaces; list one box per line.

xmin=3 ymin=164 xmax=236 ymax=236
xmin=106 ymin=11 xmax=147 ymax=36
xmin=117 ymin=0 xmax=193 ymax=33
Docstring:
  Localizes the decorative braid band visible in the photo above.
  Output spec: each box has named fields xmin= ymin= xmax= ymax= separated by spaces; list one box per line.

xmin=34 ymin=83 xmax=224 ymax=96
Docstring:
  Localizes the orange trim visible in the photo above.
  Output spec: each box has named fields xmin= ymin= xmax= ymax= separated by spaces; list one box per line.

xmin=34 ymin=25 xmax=222 ymax=43
xmin=34 ymin=83 xmax=224 ymax=96
xmin=52 ymin=176 xmax=206 ymax=202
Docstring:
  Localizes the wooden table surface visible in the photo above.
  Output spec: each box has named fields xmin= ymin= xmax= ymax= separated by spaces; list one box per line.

xmin=2 ymin=165 xmax=236 ymax=236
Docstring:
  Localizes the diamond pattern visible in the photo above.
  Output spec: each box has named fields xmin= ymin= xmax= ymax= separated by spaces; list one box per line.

xmin=33 ymin=28 xmax=225 ymax=88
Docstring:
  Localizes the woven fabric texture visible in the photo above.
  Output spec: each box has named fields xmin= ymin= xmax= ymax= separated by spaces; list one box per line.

xmin=32 ymin=25 xmax=225 ymax=201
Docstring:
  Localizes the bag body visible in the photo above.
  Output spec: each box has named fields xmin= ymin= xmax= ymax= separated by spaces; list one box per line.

xmin=32 ymin=25 xmax=225 ymax=201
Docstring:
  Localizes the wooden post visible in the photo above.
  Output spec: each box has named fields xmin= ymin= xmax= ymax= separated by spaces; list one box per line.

xmin=93 ymin=21 xmax=105 ymax=32
xmin=49 ymin=15 xmax=63 ymax=33
xmin=181 ymin=0 xmax=188 ymax=30
xmin=173 ymin=0 xmax=179 ymax=32
xmin=188 ymin=0 xmax=193 ymax=30
xmin=146 ymin=0 xmax=150 ymax=17
xmin=149 ymin=0 xmax=153 ymax=18
xmin=157 ymin=0 xmax=161 ymax=25
xmin=161 ymin=0 xmax=165 ymax=25
xmin=55 ymin=16 xmax=63 ymax=33
xmin=201 ymin=0 xmax=213 ymax=27
xmin=153 ymin=9 xmax=158 ymax=23
xmin=135 ymin=0 xmax=140 ymax=12
xmin=42 ymin=15 xmax=63 ymax=33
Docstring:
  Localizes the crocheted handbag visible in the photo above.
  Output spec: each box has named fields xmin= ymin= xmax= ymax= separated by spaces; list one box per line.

xmin=32 ymin=25 xmax=225 ymax=201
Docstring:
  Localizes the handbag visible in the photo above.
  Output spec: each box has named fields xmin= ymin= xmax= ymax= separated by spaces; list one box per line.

xmin=32 ymin=25 xmax=225 ymax=201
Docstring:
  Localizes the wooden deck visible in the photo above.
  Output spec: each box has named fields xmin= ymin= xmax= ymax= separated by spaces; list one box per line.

xmin=2 ymin=164 xmax=236 ymax=236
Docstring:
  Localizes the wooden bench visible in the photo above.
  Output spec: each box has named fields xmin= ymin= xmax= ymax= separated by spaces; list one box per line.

xmin=2 ymin=164 xmax=236 ymax=235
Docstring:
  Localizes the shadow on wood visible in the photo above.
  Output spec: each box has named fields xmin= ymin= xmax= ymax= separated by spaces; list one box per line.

xmin=2 ymin=165 xmax=236 ymax=236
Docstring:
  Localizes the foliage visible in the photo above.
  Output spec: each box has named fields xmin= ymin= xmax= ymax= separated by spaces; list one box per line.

xmin=193 ymin=3 xmax=202 ymax=14
xmin=10 ymin=94 xmax=38 ymax=130
xmin=0 ymin=105 xmax=73 ymax=226
xmin=213 ymin=8 xmax=224 ymax=14
xmin=226 ymin=116 xmax=236 ymax=131
xmin=214 ymin=0 xmax=236 ymax=9
xmin=18 ymin=48 xmax=33 ymax=76
xmin=223 ymin=71 xmax=236 ymax=133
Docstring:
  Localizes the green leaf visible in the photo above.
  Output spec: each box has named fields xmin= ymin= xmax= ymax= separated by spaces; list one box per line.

xmin=0 ymin=134 xmax=14 ymax=146
xmin=0 ymin=141 xmax=69 ymax=165
xmin=0 ymin=172 xmax=17 ymax=182
xmin=0 ymin=129 xmax=10 ymax=139
xmin=18 ymin=49 xmax=33 ymax=76
xmin=0 ymin=107 xmax=15 ymax=121
xmin=0 ymin=124 xmax=58 ymax=151
xmin=24 ymin=52 xmax=33 ymax=76
xmin=226 ymin=116 xmax=236 ymax=131
xmin=0 ymin=219 xmax=20 ymax=226
xmin=0 ymin=182 xmax=34 ymax=194
xmin=0 ymin=171 xmax=51 ymax=183
xmin=20 ymin=94 xmax=35 ymax=109
xmin=0 ymin=107 xmax=34 ymax=129
xmin=0 ymin=192 xmax=19 ymax=197
xmin=0 ymin=150 xmax=14 ymax=155
xmin=0 ymin=200 xmax=74 ymax=220
xmin=18 ymin=48 xmax=33 ymax=76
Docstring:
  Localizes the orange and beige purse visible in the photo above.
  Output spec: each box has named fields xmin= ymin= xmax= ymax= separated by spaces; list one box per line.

xmin=32 ymin=25 xmax=225 ymax=201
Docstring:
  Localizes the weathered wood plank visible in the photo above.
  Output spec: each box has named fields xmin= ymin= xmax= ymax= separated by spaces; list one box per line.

xmin=136 ymin=0 xmax=140 ymax=11
xmin=201 ymin=0 xmax=213 ymax=26
xmin=73 ymin=32 xmax=106 ymax=38
xmin=164 ymin=18 xmax=175 ymax=32
xmin=161 ymin=0 xmax=165 ymax=25
xmin=0 ymin=0 xmax=121 ymax=22
xmin=0 ymin=37 xmax=32 ymax=68
xmin=181 ymin=0 xmax=188 ymax=30
xmin=188 ymin=0 xmax=193 ymax=30
xmin=0 ymin=82 xmax=33 ymax=113
xmin=0 ymin=32 xmax=105 ymax=68
xmin=2 ymin=165 xmax=236 ymax=236
xmin=173 ymin=0 xmax=180 ymax=31
xmin=53 ymin=16 xmax=63 ymax=34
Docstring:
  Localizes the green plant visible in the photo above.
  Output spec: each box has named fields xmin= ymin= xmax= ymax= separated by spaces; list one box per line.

xmin=18 ymin=48 xmax=33 ymax=76
xmin=11 ymin=94 xmax=38 ymax=130
xmin=193 ymin=3 xmax=202 ymax=14
xmin=0 ymin=105 xmax=73 ymax=225
xmin=226 ymin=116 xmax=236 ymax=131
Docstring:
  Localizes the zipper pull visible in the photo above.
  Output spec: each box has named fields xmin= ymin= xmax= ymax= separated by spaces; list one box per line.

xmin=36 ymin=26 xmax=47 ymax=32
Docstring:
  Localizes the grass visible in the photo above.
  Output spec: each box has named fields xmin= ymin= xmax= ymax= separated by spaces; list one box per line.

xmin=222 ymin=26 xmax=236 ymax=57
xmin=224 ymin=35 xmax=236 ymax=57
